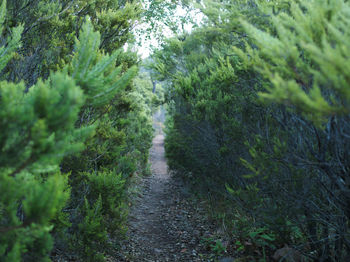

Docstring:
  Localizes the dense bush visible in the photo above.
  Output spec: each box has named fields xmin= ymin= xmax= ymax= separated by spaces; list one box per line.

xmin=0 ymin=0 xmax=155 ymax=261
xmin=153 ymin=0 xmax=350 ymax=260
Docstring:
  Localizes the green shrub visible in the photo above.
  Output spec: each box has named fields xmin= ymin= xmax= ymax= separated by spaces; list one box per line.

xmin=0 ymin=0 xmax=154 ymax=260
xmin=0 ymin=3 xmax=89 ymax=259
xmin=75 ymin=196 xmax=107 ymax=262
xmin=153 ymin=0 xmax=350 ymax=260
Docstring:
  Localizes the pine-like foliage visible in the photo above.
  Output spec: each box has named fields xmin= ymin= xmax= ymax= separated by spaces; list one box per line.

xmin=153 ymin=0 xmax=350 ymax=260
xmin=236 ymin=0 xmax=350 ymax=124
xmin=0 ymin=3 xmax=90 ymax=260
xmin=69 ymin=20 xmax=137 ymax=107
xmin=0 ymin=0 xmax=22 ymax=72
xmin=3 ymin=0 xmax=141 ymax=85
xmin=0 ymin=0 xmax=154 ymax=260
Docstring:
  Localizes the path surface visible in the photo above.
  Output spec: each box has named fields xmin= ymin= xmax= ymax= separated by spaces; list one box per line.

xmin=117 ymin=133 xmax=217 ymax=261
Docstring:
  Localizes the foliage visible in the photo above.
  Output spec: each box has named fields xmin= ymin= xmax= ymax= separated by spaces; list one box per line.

xmin=0 ymin=0 xmax=155 ymax=260
xmin=58 ymin=17 xmax=153 ymax=261
xmin=135 ymin=0 xmax=197 ymax=47
xmin=235 ymin=0 xmax=350 ymax=124
xmin=0 ymin=3 xmax=88 ymax=259
xmin=0 ymin=0 xmax=23 ymax=72
xmin=3 ymin=0 xmax=141 ymax=85
xmin=201 ymin=237 xmax=226 ymax=258
xmin=152 ymin=0 xmax=350 ymax=260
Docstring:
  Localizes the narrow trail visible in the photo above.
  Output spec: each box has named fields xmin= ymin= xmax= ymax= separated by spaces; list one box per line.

xmin=118 ymin=129 xmax=217 ymax=261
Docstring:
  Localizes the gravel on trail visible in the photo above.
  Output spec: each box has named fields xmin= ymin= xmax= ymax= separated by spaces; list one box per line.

xmin=116 ymin=134 xmax=219 ymax=262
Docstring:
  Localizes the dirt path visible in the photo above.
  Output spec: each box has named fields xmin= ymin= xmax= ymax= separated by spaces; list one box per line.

xmin=117 ymin=133 xmax=218 ymax=261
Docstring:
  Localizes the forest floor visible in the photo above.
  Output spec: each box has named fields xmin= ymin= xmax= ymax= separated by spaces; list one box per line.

xmin=116 ymin=121 xmax=230 ymax=261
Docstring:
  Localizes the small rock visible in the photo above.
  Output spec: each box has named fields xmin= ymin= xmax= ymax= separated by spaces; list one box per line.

xmin=193 ymin=230 xmax=200 ymax=236
xmin=219 ymin=257 xmax=235 ymax=262
xmin=154 ymin=248 xmax=162 ymax=254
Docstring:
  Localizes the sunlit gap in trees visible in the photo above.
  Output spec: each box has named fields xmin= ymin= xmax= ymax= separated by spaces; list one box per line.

xmin=123 ymin=0 xmax=204 ymax=59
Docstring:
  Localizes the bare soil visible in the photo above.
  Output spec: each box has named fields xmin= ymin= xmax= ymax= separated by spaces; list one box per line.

xmin=117 ymin=134 xmax=218 ymax=261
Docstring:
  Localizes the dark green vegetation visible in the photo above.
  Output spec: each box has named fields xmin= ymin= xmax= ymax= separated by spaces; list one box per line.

xmin=0 ymin=0 xmax=162 ymax=260
xmin=1 ymin=0 xmax=350 ymax=261
xmin=153 ymin=0 xmax=350 ymax=261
